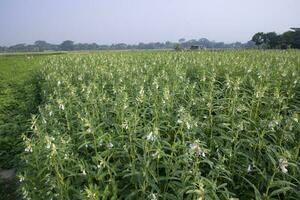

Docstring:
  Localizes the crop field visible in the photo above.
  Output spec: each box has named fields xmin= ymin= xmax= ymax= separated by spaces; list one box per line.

xmin=1 ymin=50 xmax=300 ymax=199
xmin=0 ymin=54 xmax=48 ymax=199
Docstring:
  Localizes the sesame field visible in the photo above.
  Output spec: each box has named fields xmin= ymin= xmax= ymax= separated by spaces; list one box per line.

xmin=1 ymin=50 xmax=300 ymax=199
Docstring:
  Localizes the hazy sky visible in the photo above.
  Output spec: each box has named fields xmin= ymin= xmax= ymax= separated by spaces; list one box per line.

xmin=0 ymin=0 xmax=299 ymax=46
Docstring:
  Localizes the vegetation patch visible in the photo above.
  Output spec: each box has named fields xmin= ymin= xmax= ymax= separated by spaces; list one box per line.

xmin=0 ymin=55 xmax=47 ymax=199
xmin=20 ymin=50 xmax=300 ymax=199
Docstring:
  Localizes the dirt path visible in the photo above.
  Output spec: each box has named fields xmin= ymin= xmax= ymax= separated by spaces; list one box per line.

xmin=0 ymin=168 xmax=18 ymax=200
xmin=0 ymin=169 xmax=15 ymax=179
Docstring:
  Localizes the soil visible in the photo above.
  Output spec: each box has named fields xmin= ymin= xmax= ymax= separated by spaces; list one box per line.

xmin=0 ymin=168 xmax=19 ymax=200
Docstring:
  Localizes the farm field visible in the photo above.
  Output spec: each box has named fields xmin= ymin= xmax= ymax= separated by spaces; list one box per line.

xmin=0 ymin=53 xmax=59 ymax=199
xmin=1 ymin=50 xmax=300 ymax=199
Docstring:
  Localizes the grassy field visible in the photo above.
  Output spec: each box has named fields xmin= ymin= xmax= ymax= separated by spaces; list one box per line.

xmin=0 ymin=54 xmax=55 ymax=199
xmin=0 ymin=50 xmax=299 ymax=199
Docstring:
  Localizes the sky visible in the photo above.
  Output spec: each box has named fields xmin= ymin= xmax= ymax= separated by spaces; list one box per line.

xmin=0 ymin=0 xmax=300 ymax=46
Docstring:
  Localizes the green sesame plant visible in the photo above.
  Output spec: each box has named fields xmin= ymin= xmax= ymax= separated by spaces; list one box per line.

xmin=21 ymin=50 xmax=300 ymax=199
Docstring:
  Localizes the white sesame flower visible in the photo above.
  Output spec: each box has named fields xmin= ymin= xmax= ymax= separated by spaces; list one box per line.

xmin=151 ymin=151 xmax=159 ymax=158
xmin=49 ymin=111 xmax=53 ymax=116
xmin=57 ymin=81 xmax=61 ymax=86
xmin=59 ymin=103 xmax=65 ymax=110
xmin=279 ymin=158 xmax=288 ymax=173
xmin=82 ymin=169 xmax=87 ymax=176
xmin=177 ymin=119 xmax=183 ymax=124
xmin=226 ymin=82 xmax=231 ymax=88
xmin=258 ymin=74 xmax=262 ymax=79
xmin=86 ymin=128 xmax=92 ymax=133
xmin=146 ymin=132 xmax=157 ymax=142
xmin=268 ymin=121 xmax=278 ymax=131
xmin=122 ymin=121 xmax=129 ymax=129
xmin=189 ymin=142 xmax=205 ymax=157
xmin=201 ymin=152 xmax=206 ymax=157
xmin=247 ymin=165 xmax=252 ymax=173
xmin=139 ymin=87 xmax=144 ymax=96
xmin=19 ymin=176 xmax=25 ymax=182
xmin=25 ymin=146 xmax=33 ymax=153
xmin=186 ymin=122 xmax=192 ymax=130
xmin=107 ymin=142 xmax=114 ymax=149
xmin=148 ymin=193 xmax=158 ymax=200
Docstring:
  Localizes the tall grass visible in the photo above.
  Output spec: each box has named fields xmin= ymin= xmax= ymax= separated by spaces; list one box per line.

xmin=21 ymin=50 xmax=300 ymax=199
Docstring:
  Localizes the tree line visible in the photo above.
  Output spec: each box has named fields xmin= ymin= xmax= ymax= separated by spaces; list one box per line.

xmin=0 ymin=38 xmax=255 ymax=52
xmin=1 ymin=28 xmax=299 ymax=52
xmin=252 ymin=28 xmax=300 ymax=49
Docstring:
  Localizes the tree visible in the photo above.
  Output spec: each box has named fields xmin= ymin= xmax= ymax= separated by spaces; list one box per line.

xmin=252 ymin=32 xmax=265 ymax=46
xmin=279 ymin=31 xmax=294 ymax=49
xmin=59 ymin=40 xmax=74 ymax=51
xmin=178 ymin=38 xmax=186 ymax=43
xmin=174 ymin=43 xmax=181 ymax=51
xmin=289 ymin=28 xmax=300 ymax=49
xmin=264 ymin=32 xmax=279 ymax=48
xmin=34 ymin=40 xmax=48 ymax=52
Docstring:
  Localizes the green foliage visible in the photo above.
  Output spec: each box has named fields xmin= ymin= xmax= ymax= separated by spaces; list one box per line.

xmin=59 ymin=40 xmax=75 ymax=51
xmin=252 ymin=28 xmax=300 ymax=49
xmin=0 ymin=54 xmax=49 ymax=199
xmin=174 ymin=44 xmax=182 ymax=51
xmin=0 ymin=55 xmax=44 ymax=169
xmin=252 ymin=32 xmax=265 ymax=46
xmin=20 ymin=50 xmax=300 ymax=199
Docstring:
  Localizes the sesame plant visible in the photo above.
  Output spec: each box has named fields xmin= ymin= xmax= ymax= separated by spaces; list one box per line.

xmin=20 ymin=50 xmax=300 ymax=199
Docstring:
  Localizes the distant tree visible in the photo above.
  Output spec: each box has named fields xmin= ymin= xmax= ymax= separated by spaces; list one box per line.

xmin=178 ymin=38 xmax=186 ymax=43
xmin=198 ymin=38 xmax=212 ymax=48
xmin=174 ymin=44 xmax=181 ymax=51
xmin=137 ymin=42 xmax=146 ymax=49
xmin=289 ymin=28 xmax=300 ymax=49
xmin=252 ymin=32 xmax=265 ymax=46
xmin=252 ymin=28 xmax=300 ymax=49
xmin=9 ymin=43 xmax=27 ymax=52
xmin=215 ymin=42 xmax=225 ymax=48
xmin=190 ymin=45 xmax=199 ymax=50
xmin=232 ymin=42 xmax=243 ymax=48
xmin=165 ymin=41 xmax=173 ymax=49
xmin=244 ymin=40 xmax=256 ymax=49
xmin=59 ymin=40 xmax=74 ymax=51
xmin=291 ymin=27 xmax=300 ymax=32
xmin=34 ymin=40 xmax=49 ymax=52
xmin=263 ymin=32 xmax=279 ymax=48
xmin=2 ymin=34 xmax=280 ymax=52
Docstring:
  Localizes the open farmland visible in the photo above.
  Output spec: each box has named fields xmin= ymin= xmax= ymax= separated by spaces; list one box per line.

xmin=2 ymin=50 xmax=300 ymax=199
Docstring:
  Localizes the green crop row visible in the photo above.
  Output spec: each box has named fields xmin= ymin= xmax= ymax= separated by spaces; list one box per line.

xmin=0 ymin=54 xmax=48 ymax=199
xmin=20 ymin=50 xmax=300 ymax=199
